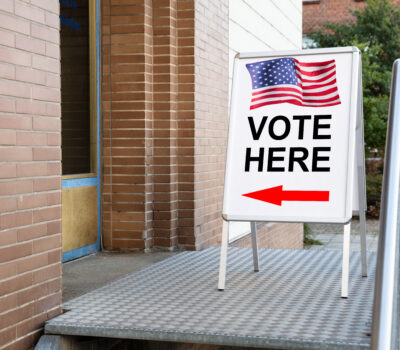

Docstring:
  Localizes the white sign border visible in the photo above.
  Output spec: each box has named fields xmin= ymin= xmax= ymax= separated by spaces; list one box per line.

xmin=222 ymin=47 xmax=361 ymax=224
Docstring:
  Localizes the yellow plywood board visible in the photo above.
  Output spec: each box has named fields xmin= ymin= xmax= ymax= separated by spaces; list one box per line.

xmin=62 ymin=186 xmax=98 ymax=252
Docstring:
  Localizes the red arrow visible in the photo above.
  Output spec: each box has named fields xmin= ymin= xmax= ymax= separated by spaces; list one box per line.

xmin=242 ymin=185 xmax=330 ymax=206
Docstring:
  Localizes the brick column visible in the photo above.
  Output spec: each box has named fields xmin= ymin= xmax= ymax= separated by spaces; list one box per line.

xmin=152 ymin=0 xmax=179 ymax=248
xmin=102 ymin=0 xmax=154 ymax=250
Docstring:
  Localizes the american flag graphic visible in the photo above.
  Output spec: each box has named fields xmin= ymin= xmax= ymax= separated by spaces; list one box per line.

xmin=246 ymin=57 xmax=341 ymax=109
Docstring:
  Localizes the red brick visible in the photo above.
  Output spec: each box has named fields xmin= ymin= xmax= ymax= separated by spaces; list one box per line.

xmin=31 ymin=0 xmax=60 ymax=14
xmin=0 ymin=0 xmax=13 ymax=13
xmin=0 ymin=63 xmax=15 ymax=80
xmin=31 ymin=23 xmax=59 ymax=44
xmin=32 ymin=55 xmax=60 ymax=74
xmin=33 ymin=234 xmax=61 ymax=253
xmin=16 ymin=132 xmax=47 ymax=146
xmin=46 ymin=162 xmax=61 ymax=175
xmin=15 ymin=1 xmax=46 ymax=24
xmin=17 ymin=253 xmax=48 ymax=274
xmin=16 ymin=67 xmax=47 ymax=86
xmin=18 ymin=223 xmax=47 ymax=242
xmin=0 ymin=115 xmax=32 ymax=130
xmin=48 ymin=249 xmax=61 ymax=264
xmin=0 ymin=147 xmax=32 ymax=162
xmin=2 ymin=331 xmax=41 ymax=350
xmin=16 ymin=35 xmax=46 ymax=55
xmin=45 ymin=12 xmax=60 ymax=29
xmin=0 ymin=303 xmax=34 ymax=330
xmin=33 ymin=117 xmax=61 ymax=131
xmin=47 ymin=133 xmax=60 ymax=146
xmin=47 ymin=220 xmax=61 ymax=235
xmin=0 ymin=272 xmax=32 ymax=296
xmin=0 ymin=212 xmax=33 ymax=230
xmin=35 ymin=291 xmax=61 ymax=314
xmin=17 ymin=193 xmax=47 ymax=210
xmin=33 ymin=206 xmax=61 ymax=223
xmin=0 ymin=29 xmax=14 ymax=47
xmin=46 ymin=73 xmax=60 ymax=88
xmin=32 ymin=86 xmax=60 ymax=103
xmin=33 ymin=177 xmax=60 ymax=192
xmin=0 ymin=197 xmax=17 ymax=213
xmin=45 ymin=103 xmax=61 ymax=117
xmin=0 ymin=229 xmax=17 ymax=246
xmin=46 ymin=42 xmax=60 ymax=59
xmin=16 ymin=163 xmax=47 ymax=177
xmin=0 ymin=130 xmax=16 ymax=145
xmin=0 ymin=12 xmax=30 ymax=35
xmin=0 ymin=164 xmax=17 ymax=179
xmin=32 ymin=263 xmax=61 ymax=284
xmin=33 ymin=148 xmax=61 ymax=161
xmin=0 ymin=293 xmax=18 ymax=314
xmin=0 ymin=261 xmax=17 ymax=280
xmin=0 ymin=326 xmax=16 ymax=347
xmin=0 ymin=80 xmax=31 ymax=99
xmin=16 ymin=313 xmax=47 ymax=339
xmin=0 ymin=180 xmax=32 ymax=196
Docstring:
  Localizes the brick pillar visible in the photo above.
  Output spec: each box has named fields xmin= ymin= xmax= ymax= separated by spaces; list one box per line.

xmin=152 ymin=0 xmax=179 ymax=248
xmin=0 ymin=1 xmax=62 ymax=348
xmin=102 ymin=0 xmax=154 ymax=250
xmin=177 ymin=0 xmax=196 ymax=249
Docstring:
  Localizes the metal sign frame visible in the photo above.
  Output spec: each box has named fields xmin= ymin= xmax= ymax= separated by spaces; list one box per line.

xmin=223 ymin=47 xmax=360 ymax=224
xmin=219 ymin=47 xmax=368 ymax=298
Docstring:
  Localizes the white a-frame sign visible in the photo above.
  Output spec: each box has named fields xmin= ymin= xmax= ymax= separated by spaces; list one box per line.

xmin=219 ymin=47 xmax=367 ymax=298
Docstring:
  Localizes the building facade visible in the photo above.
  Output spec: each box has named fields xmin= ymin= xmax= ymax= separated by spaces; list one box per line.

xmin=0 ymin=1 xmax=302 ymax=349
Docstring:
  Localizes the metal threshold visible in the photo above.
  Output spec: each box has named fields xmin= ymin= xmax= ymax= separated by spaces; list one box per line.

xmin=46 ymin=247 xmax=376 ymax=349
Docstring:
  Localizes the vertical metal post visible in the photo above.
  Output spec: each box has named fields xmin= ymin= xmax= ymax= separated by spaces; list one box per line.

xmin=250 ymin=222 xmax=259 ymax=272
xmin=341 ymin=222 xmax=351 ymax=298
xmin=356 ymin=56 xmax=368 ymax=277
xmin=371 ymin=59 xmax=400 ymax=350
xmin=359 ymin=209 xmax=368 ymax=277
xmin=218 ymin=220 xmax=229 ymax=291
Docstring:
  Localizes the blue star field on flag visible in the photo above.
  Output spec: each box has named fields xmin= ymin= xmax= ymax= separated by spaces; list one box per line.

xmin=247 ymin=58 xmax=299 ymax=90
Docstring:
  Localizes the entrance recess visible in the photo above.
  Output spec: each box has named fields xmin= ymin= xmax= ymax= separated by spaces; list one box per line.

xmin=60 ymin=0 xmax=101 ymax=262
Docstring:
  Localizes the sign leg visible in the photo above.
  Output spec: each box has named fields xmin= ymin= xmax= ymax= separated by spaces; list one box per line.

xmin=218 ymin=220 xmax=229 ymax=291
xmin=355 ymin=61 xmax=368 ymax=277
xmin=359 ymin=210 xmax=368 ymax=277
xmin=250 ymin=222 xmax=259 ymax=272
xmin=341 ymin=222 xmax=351 ymax=298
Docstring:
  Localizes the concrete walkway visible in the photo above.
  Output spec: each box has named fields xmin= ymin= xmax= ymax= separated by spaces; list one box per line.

xmin=308 ymin=219 xmax=379 ymax=251
xmin=62 ymin=251 xmax=177 ymax=302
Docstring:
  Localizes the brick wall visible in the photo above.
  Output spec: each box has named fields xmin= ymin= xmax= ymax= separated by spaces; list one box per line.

xmin=0 ymin=1 xmax=62 ymax=349
xmin=102 ymin=0 xmax=303 ymax=251
xmin=303 ymin=0 xmax=400 ymax=34
xmin=231 ymin=223 xmax=304 ymax=249
xmin=303 ymin=0 xmax=365 ymax=34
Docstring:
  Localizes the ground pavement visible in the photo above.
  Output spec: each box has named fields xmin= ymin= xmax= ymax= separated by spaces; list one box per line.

xmin=308 ymin=219 xmax=379 ymax=251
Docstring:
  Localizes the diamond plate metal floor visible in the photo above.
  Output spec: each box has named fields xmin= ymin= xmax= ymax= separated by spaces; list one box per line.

xmin=46 ymin=247 xmax=376 ymax=349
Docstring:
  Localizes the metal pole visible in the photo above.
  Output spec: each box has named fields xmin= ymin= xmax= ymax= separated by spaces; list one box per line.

xmin=371 ymin=59 xmax=400 ymax=350
xmin=341 ymin=222 xmax=351 ymax=298
xmin=356 ymin=56 xmax=368 ymax=277
xmin=218 ymin=220 xmax=229 ymax=291
xmin=250 ymin=222 xmax=259 ymax=272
